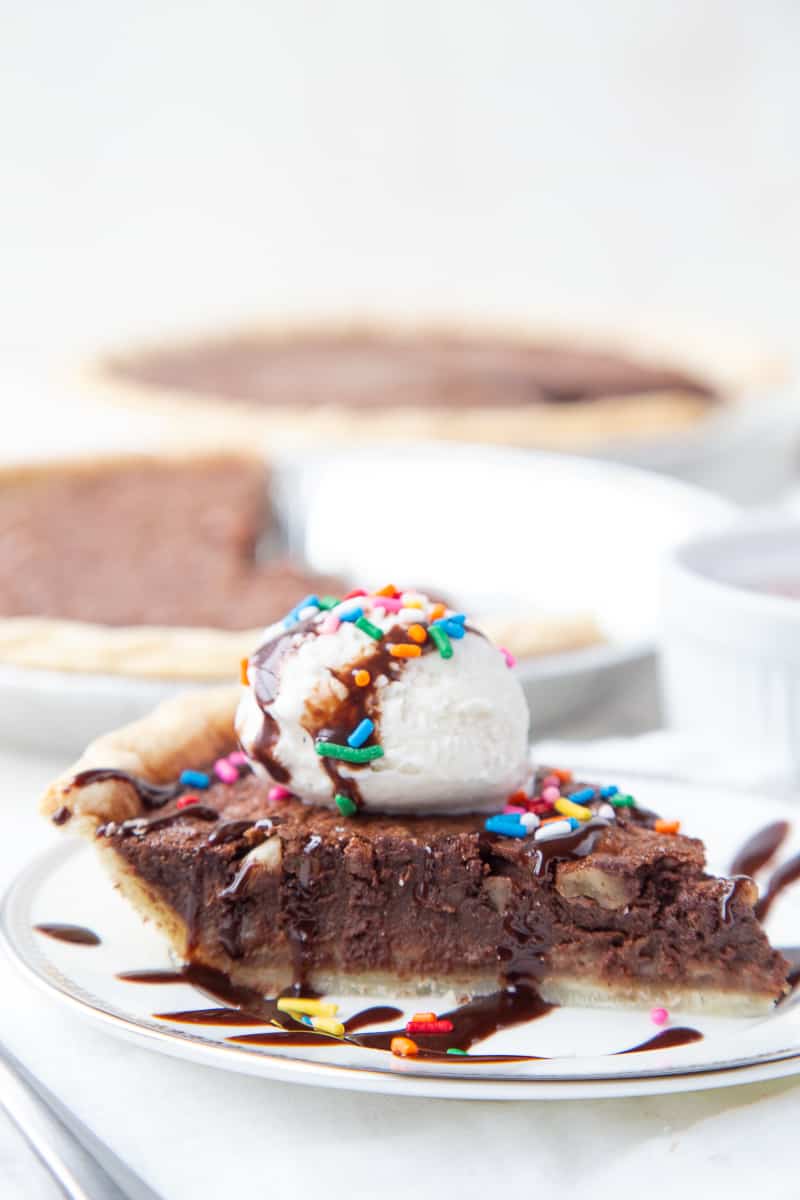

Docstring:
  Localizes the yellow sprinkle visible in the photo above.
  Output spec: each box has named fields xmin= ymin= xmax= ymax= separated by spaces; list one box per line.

xmin=311 ymin=1016 xmax=345 ymax=1036
xmin=407 ymin=623 xmax=427 ymax=644
xmin=389 ymin=643 xmax=422 ymax=658
xmin=555 ymin=797 xmax=592 ymax=822
xmin=402 ymin=600 xmax=423 ymax=609
xmin=277 ymin=997 xmax=340 ymax=1017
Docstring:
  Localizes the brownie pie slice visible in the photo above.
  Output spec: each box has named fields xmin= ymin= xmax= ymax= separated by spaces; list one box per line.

xmin=42 ymin=688 xmax=789 ymax=1015
xmin=0 ymin=452 xmax=343 ymax=679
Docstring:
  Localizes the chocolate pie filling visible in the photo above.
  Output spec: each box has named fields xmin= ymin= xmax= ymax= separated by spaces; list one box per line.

xmin=0 ymin=458 xmax=341 ymax=629
xmin=107 ymin=331 xmax=717 ymax=411
xmin=88 ymin=767 xmax=787 ymax=1003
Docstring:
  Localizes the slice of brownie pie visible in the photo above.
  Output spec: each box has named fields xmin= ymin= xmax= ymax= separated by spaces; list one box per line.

xmin=41 ymin=589 xmax=789 ymax=1016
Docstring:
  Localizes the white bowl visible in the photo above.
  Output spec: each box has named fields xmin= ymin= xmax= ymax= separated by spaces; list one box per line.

xmin=661 ymin=518 xmax=800 ymax=777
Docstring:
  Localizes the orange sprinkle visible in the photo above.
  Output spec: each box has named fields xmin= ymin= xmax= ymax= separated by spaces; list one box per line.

xmin=407 ymin=623 xmax=427 ymax=644
xmin=375 ymin=584 xmax=398 ymax=597
xmin=391 ymin=1036 xmax=419 ymax=1058
xmin=389 ymin=644 xmax=422 ymax=658
xmin=507 ymin=790 xmax=529 ymax=805
xmin=429 ymin=603 xmax=446 ymax=620
xmin=540 ymin=814 xmax=566 ymax=825
xmin=239 ymin=658 xmax=249 ymax=686
xmin=412 ymin=1011 xmax=437 ymax=1023
xmin=654 ymin=819 xmax=681 ymax=835
xmin=353 ymin=669 xmax=371 ymax=687
xmin=554 ymin=768 xmax=574 ymax=784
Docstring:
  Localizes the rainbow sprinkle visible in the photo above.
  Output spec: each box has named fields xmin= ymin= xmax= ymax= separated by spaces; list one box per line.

xmin=335 ymin=794 xmax=358 ymax=817
xmin=347 ymin=718 xmax=375 ymax=749
xmin=316 ymin=742 xmax=384 ymax=763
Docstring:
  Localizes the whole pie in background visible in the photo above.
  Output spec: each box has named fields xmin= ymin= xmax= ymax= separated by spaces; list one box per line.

xmin=87 ymin=320 xmax=729 ymax=452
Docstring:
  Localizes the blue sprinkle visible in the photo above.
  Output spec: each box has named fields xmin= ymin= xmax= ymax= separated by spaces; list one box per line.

xmin=448 ymin=613 xmax=467 ymax=624
xmin=338 ymin=606 xmax=364 ymax=623
xmin=283 ymin=594 xmax=321 ymax=627
xmin=300 ymin=1015 xmax=313 ymax=1027
xmin=600 ymin=785 xmax=618 ymax=798
xmin=567 ymin=817 xmax=581 ymax=830
xmin=180 ymin=770 xmax=210 ymax=790
xmin=347 ymin=718 xmax=375 ymax=749
xmin=569 ymin=788 xmax=595 ymax=804
xmin=295 ymin=594 xmax=320 ymax=613
xmin=432 ymin=618 xmax=466 ymax=640
xmin=485 ymin=815 xmax=529 ymax=838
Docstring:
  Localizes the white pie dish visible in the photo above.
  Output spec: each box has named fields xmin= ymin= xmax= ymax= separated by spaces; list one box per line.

xmin=661 ymin=518 xmax=800 ymax=782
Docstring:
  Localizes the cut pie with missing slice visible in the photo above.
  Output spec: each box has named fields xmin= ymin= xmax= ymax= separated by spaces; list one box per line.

xmin=41 ymin=687 xmax=789 ymax=1015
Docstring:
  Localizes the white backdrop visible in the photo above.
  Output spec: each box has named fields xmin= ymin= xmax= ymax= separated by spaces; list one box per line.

xmin=1 ymin=0 xmax=798 ymax=364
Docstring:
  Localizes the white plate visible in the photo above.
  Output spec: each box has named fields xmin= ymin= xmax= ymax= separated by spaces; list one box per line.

xmin=3 ymin=774 xmax=799 ymax=1100
xmin=0 ymin=444 xmax=732 ymax=755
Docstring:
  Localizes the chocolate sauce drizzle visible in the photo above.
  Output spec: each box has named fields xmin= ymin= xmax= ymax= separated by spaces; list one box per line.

xmin=729 ymin=821 xmax=791 ymax=878
xmin=726 ymin=820 xmax=799 ymax=923
xmin=72 ymin=768 xmax=183 ymax=811
xmin=97 ymin=805 xmax=219 ymax=838
xmin=248 ymin=617 xmax=438 ymax=810
xmin=51 ymin=805 xmax=72 ymax=826
xmin=34 ymin=923 xmax=101 ymax=946
xmin=755 ymin=851 xmax=800 ymax=922
xmin=615 ymin=1027 xmax=703 ymax=1054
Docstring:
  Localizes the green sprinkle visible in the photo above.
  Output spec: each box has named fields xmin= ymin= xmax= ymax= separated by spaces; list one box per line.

xmin=429 ymin=624 xmax=453 ymax=659
xmin=315 ymin=741 xmax=385 ymax=763
xmin=355 ymin=616 xmax=384 ymax=641
xmin=611 ymin=793 xmax=635 ymax=808
xmin=317 ymin=596 xmax=340 ymax=610
xmin=335 ymin=794 xmax=358 ymax=817
xmin=446 ymin=1047 xmax=467 ymax=1055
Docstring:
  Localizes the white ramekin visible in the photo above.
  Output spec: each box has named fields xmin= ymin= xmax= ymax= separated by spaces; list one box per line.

xmin=661 ymin=519 xmax=800 ymax=778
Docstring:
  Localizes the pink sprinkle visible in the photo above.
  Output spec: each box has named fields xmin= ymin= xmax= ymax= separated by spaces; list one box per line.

xmin=268 ymin=785 xmax=292 ymax=802
xmin=227 ymin=751 xmax=248 ymax=766
xmin=214 ymin=758 xmax=238 ymax=784
xmin=542 ymin=785 xmax=561 ymax=803
xmin=650 ymin=1007 xmax=669 ymax=1026
xmin=319 ymin=613 xmax=340 ymax=635
xmin=542 ymin=774 xmax=561 ymax=789
xmin=500 ymin=647 xmax=516 ymax=668
xmin=371 ymin=595 xmax=403 ymax=612
xmin=503 ymin=805 xmax=526 ymax=815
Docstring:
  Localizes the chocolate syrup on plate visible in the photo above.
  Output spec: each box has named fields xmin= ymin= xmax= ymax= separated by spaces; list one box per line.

xmin=755 ymin=851 xmax=800 ymax=922
xmin=729 ymin=821 xmax=791 ymax=878
xmin=34 ymin=923 xmax=101 ymax=946
xmin=615 ymin=1028 xmax=703 ymax=1054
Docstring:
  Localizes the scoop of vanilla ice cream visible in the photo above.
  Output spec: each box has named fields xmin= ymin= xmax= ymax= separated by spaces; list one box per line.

xmin=236 ymin=594 xmax=531 ymax=814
